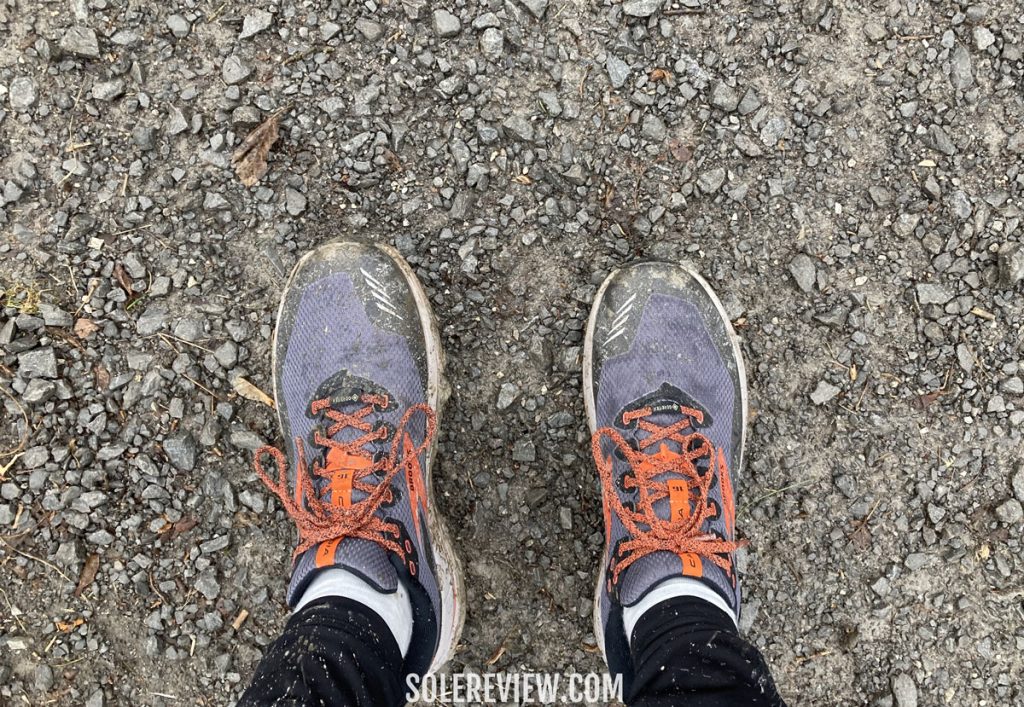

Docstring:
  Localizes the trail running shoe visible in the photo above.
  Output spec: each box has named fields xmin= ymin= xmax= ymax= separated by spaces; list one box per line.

xmin=585 ymin=261 xmax=748 ymax=681
xmin=252 ymin=241 xmax=464 ymax=677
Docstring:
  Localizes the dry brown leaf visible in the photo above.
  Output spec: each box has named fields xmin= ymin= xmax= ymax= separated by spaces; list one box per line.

xmin=512 ymin=174 xmax=532 ymax=185
xmin=649 ymin=68 xmax=673 ymax=82
xmin=56 ymin=617 xmax=85 ymax=632
xmin=232 ymin=107 xmax=286 ymax=187
xmin=158 ymin=517 xmax=199 ymax=542
xmin=667 ymin=137 xmax=693 ymax=163
xmin=382 ymin=149 xmax=403 ymax=173
xmin=93 ymin=363 xmax=111 ymax=391
xmin=232 ymin=376 xmax=276 ymax=409
xmin=113 ymin=262 xmax=133 ymax=295
xmin=74 ymin=554 xmax=100 ymax=598
xmin=74 ymin=318 xmax=100 ymax=339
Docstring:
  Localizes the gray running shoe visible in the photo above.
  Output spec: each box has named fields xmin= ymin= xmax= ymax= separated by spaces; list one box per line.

xmin=585 ymin=261 xmax=748 ymax=680
xmin=252 ymin=241 xmax=464 ymax=677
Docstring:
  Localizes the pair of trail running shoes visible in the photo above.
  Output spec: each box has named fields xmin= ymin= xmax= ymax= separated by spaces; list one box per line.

xmin=253 ymin=242 xmax=748 ymax=686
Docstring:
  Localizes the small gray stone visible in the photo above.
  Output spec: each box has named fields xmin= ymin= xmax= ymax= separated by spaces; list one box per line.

xmin=974 ymin=26 xmax=995 ymax=51
xmin=22 ymin=446 xmax=49 ymax=469
xmin=18 ymin=348 xmax=58 ymax=378
xmin=759 ymin=116 xmax=788 ymax=147
xmin=166 ymin=14 xmax=190 ymax=38
xmin=997 ymin=244 xmax=1024 ymax=286
xmin=950 ymin=44 xmax=973 ymax=90
xmin=163 ymin=432 xmax=197 ymax=471
xmin=174 ymin=317 xmax=203 ymax=342
xmin=203 ymin=192 xmax=230 ymax=211
xmin=61 ymin=26 xmax=100 ymax=59
xmin=1012 ymin=466 xmax=1024 ymax=502
xmin=320 ymin=97 xmax=346 ymax=119
xmin=538 ymin=91 xmax=561 ymax=116
xmin=512 ymin=438 xmax=536 ymax=463
xmin=697 ymin=167 xmax=726 ymax=194
xmin=606 ymin=55 xmax=631 ymax=89
xmin=956 ymin=343 xmax=974 ymax=373
xmin=352 ymin=84 xmax=380 ymax=115
xmin=810 ymin=381 xmax=840 ymax=405
xmin=789 ymin=254 xmax=816 ymax=293
xmin=137 ymin=305 xmax=168 ymax=335
xmin=195 ymin=573 xmax=220 ymax=600
xmin=519 ymin=0 xmax=549 ymax=19
xmin=915 ymin=283 xmax=953 ymax=305
xmin=355 ymin=18 xmax=383 ymax=42
xmin=433 ymin=9 xmax=462 ymax=38
xmin=904 ymin=553 xmax=931 ymax=571
xmin=132 ymin=126 xmax=156 ymax=151
xmin=995 ymin=498 xmax=1023 ymax=524
xmin=321 ymin=22 xmax=342 ymax=41
xmin=863 ymin=22 xmax=887 ymax=42
xmin=213 ymin=341 xmax=238 ymax=369
xmin=166 ymin=106 xmax=189 ymax=135
xmin=891 ymin=673 xmax=917 ymax=707
xmin=230 ymin=427 xmax=266 ymax=451
xmin=641 ymin=114 xmax=666 ymax=142
xmin=9 ymin=77 xmax=38 ymax=111
xmin=239 ymin=9 xmax=273 ymax=39
xmin=928 ymin=125 xmax=956 ymax=156
xmin=622 ymin=0 xmax=663 ymax=17
xmin=559 ymin=507 xmax=572 ymax=530
xmin=503 ymin=115 xmax=534 ymax=143
xmin=222 ymin=55 xmax=252 ymax=85
xmin=497 ymin=382 xmax=519 ymax=410
xmin=480 ymin=28 xmax=504 ymax=60
xmin=54 ymin=541 xmax=81 ymax=567
xmin=736 ymin=89 xmax=761 ymax=115
xmin=987 ymin=395 xmax=1006 ymax=414
xmin=92 ymin=79 xmax=125 ymax=101
xmin=285 ymin=188 xmax=307 ymax=216
xmin=85 ymin=689 xmax=105 ymax=707
xmin=23 ymin=379 xmax=56 ymax=404
xmin=34 ymin=664 xmax=54 ymax=693
xmin=710 ymin=82 xmax=739 ymax=112
xmin=1008 ymin=131 xmax=1024 ymax=154
xmin=1001 ymin=377 xmax=1024 ymax=395
xmin=893 ymin=213 xmax=920 ymax=237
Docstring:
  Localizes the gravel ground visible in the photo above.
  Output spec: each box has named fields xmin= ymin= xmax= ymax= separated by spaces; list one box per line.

xmin=2 ymin=0 xmax=1024 ymax=704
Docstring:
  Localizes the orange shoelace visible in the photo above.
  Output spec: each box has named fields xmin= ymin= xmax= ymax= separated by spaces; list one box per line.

xmin=253 ymin=393 xmax=435 ymax=561
xmin=592 ymin=404 xmax=746 ymax=587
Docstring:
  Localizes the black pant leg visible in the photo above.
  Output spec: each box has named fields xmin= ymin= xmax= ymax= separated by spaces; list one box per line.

xmin=628 ymin=596 xmax=787 ymax=707
xmin=239 ymin=596 xmax=406 ymax=707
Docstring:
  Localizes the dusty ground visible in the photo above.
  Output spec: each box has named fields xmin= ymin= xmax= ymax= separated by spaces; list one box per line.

xmin=2 ymin=0 xmax=1024 ymax=704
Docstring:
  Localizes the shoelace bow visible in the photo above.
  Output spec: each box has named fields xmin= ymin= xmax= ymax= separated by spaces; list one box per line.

xmin=592 ymin=404 xmax=746 ymax=587
xmin=253 ymin=393 xmax=435 ymax=560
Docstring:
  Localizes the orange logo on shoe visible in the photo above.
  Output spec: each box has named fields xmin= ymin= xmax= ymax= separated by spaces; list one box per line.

xmin=663 ymin=453 xmax=704 ymax=578
xmin=313 ymin=448 xmax=373 ymax=568
xmin=324 ymin=447 xmax=373 ymax=509
xmin=403 ymin=432 xmax=428 ymax=545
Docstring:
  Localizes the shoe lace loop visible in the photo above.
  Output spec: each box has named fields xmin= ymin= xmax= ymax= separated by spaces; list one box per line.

xmin=592 ymin=404 xmax=745 ymax=587
xmin=253 ymin=393 xmax=436 ymax=561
